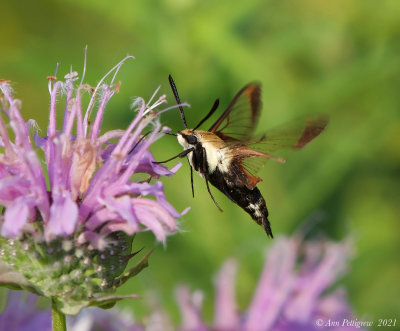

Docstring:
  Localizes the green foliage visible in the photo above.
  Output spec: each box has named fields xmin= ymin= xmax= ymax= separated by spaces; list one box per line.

xmin=1 ymin=0 xmax=399 ymax=326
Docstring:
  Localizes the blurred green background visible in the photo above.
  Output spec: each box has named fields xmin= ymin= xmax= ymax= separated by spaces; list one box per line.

xmin=1 ymin=0 xmax=399 ymax=326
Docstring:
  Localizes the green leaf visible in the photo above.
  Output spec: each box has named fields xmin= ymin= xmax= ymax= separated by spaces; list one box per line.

xmin=88 ymin=294 xmax=140 ymax=310
xmin=113 ymin=249 xmax=153 ymax=288
xmin=52 ymin=293 xmax=141 ymax=315
xmin=0 ymin=261 xmax=42 ymax=295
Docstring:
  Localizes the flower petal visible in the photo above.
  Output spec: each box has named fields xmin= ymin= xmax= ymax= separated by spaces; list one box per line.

xmin=46 ymin=191 xmax=78 ymax=239
xmin=102 ymin=195 xmax=139 ymax=231
xmin=129 ymin=150 xmax=180 ymax=177
xmin=2 ymin=197 xmax=30 ymax=237
xmin=85 ymin=207 xmax=121 ymax=231
xmin=132 ymin=198 xmax=176 ymax=231
xmin=245 ymin=237 xmax=297 ymax=331
xmin=284 ymin=240 xmax=350 ymax=322
xmin=175 ymin=286 xmax=208 ymax=331
xmin=214 ymin=259 xmax=240 ymax=329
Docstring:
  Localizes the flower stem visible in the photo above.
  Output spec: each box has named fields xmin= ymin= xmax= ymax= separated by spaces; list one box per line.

xmin=52 ymin=299 xmax=66 ymax=331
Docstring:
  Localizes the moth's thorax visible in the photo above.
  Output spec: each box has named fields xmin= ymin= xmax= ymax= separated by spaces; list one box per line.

xmin=177 ymin=129 xmax=231 ymax=174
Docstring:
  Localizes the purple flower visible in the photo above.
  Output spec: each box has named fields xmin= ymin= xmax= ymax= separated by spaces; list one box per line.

xmin=175 ymin=236 xmax=363 ymax=331
xmin=0 ymin=58 xmax=184 ymax=244
xmin=0 ymin=291 xmax=51 ymax=331
xmin=0 ymin=57 xmax=187 ymax=314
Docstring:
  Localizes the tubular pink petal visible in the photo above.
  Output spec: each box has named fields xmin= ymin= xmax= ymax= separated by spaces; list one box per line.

xmin=0 ymin=117 xmax=15 ymax=157
xmin=62 ymin=87 xmax=74 ymax=133
xmin=175 ymin=286 xmax=207 ymax=331
xmin=110 ymin=99 xmax=146 ymax=156
xmin=284 ymin=240 xmax=350 ymax=322
xmin=23 ymin=150 xmax=50 ymax=219
xmin=131 ymin=206 xmax=167 ymax=242
xmin=131 ymin=198 xmax=176 ymax=231
xmin=78 ymin=158 xmax=122 ymax=217
xmin=0 ymin=177 xmax=30 ymax=202
xmin=63 ymin=98 xmax=78 ymax=139
xmin=2 ymin=197 xmax=30 ymax=237
xmin=75 ymin=88 xmax=84 ymax=138
xmin=1 ymin=85 xmax=49 ymax=220
xmin=213 ymin=259 xmax=240 ymax=329
xmin=118 ymin=125 xmax=160 ymax=184
xmin=46 ymin=191 xmax=78 ymax=239
xmin=90 ymin=87 xmax=114 ymax=141
xmin=101 ymin=196 xmax=140 ymax=230
xmin=48 ymin=135 xmax=64 ymax=191
xmin=85 ymin=208 xmax=121 ymax=231
xmin=245 ymin=238 xmax=297 ymax=331
xmin=130 ymin=150 xmax=180 ymax=178
xmin=120 ymin=115 xmax=150 ymax=157
xmin=106 ymin=182 xmax=184 ymax=219
xmin=169 ymin=162 xmax=182 ymax=174
xmin=2 ymin=89 xmax=32 ymax=151
xmin=97 ymin=130 xmax=127 ymax=146
xmin=48 ymin=81 xmax=63 ymax=137
xmin=100 ymin=222 xmax=138 ymax=236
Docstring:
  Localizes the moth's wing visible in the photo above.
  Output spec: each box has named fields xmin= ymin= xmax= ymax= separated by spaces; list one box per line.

xmin=225 ymin=115 xmax=329 ymax=189
xmin=209 ymin=83 xmax=262 ymax=142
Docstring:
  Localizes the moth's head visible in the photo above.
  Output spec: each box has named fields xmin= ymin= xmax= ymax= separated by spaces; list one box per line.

xmin=177 ymin=129 xmax=198 ymax=149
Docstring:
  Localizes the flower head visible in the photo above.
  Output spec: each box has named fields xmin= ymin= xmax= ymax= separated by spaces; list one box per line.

xmin=175 ymin=235 xmax=362 ymax=331
xmin=0 ymin=57 xmax=186 ymax=314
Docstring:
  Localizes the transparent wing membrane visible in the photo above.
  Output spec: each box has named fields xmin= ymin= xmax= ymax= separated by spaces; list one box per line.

xmin=209 ymin=83 xmax=262 ymax=142
xmin=224 ymin=115 xmax=329 ymax=177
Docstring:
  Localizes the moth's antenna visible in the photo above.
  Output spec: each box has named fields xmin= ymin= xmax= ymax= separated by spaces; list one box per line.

xmin=193 ymin=98 xmax=219 ymax=131
xmin=169 ymin=75 xmax=188 ymax=129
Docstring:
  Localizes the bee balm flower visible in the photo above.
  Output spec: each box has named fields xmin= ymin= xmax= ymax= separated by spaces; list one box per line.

xmin=0 ymin=56 xmax=187 ymax=315
xmin=176 ymin=236 xmax=360 ymax=331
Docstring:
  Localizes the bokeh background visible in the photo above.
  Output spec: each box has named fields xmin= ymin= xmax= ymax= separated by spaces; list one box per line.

xmin=1 ymin=0 xmax=399 ymax=327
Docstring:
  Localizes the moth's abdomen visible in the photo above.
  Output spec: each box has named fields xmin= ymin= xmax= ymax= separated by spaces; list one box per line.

xmin=208 ymin=170 xmax=273 ymax=238
xmin=243 ymin=188 xmax=272 ymax=238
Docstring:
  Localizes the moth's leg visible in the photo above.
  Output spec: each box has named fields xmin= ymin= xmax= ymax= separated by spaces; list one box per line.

xmin=190 ymin=163 xmax=194 ymax=198
xmin=205 ymin=177 xmax=223 ymax=212
xmin=200 ymin=147 xmax=223 ymax=212
xmin=153 ymin=147 xmax=194 ymax=164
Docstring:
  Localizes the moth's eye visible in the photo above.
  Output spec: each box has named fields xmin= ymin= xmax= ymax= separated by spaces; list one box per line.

xmin=185 ymin=134 xmax=198 ymax=145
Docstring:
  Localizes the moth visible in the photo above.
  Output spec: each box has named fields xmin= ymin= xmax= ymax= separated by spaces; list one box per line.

xmin=157 ymin=75 xmax=328 ymax=238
